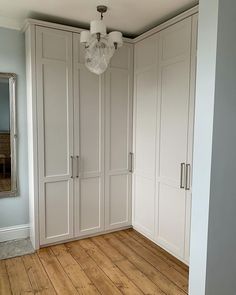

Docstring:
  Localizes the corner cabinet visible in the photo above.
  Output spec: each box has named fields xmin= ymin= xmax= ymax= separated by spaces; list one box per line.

xmin=25 ymin=21 xmax=133 ymax=248
xmin=133 ymin=15 xmax=198 ymax=264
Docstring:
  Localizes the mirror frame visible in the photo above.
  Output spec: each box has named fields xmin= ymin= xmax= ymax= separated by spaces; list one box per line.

xmin=0 ymin=72 xmax=17 ymax=197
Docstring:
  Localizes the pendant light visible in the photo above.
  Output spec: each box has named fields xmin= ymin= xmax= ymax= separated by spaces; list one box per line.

xmin=80 ymin=5 xmax=123 ymax=75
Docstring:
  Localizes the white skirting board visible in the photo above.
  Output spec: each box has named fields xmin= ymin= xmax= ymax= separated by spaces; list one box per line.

xmin=0 ymin=224 xmax=30 ymax=242
xmin=133 ymin=225 xmax=189 ymax=266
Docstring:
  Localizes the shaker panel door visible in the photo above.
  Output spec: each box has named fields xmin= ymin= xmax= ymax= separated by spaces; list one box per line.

xmin=36 ymin=27 xmax=74 ymax=245
xmin=156 ymin=18 xmax=192 ymax=260
xmin=73 ymin=34 xmax=105 ymax=236
xmin=105 ymin=44 xmax=133 ymax=229
xmin=133 ymin=35 xmax=158 ymax=239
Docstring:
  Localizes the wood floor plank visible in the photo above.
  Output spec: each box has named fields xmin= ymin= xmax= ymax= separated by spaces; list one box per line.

xmin=6 ymin=257 xmax=34 ymax=295
xmin=38 ymin=247 xmax=78 ymax=295
xmin=66 ymin=240 xmax=122 ymax=295
xmin=2 ymin=229 xmax=189 ymax=295
xmin=127 ymin=229 xmax=189 ymax=276
xmin=0 ymin=260 xmax=12 ymax=295
xmin=79 ymin=238 xmax=143 ymax=295
xmin=51 ymin=244 xmax=99 ymax=295
xmin=101 ymin=233 xmax=186 ymax=295
xmin=116 ymin=231 xmax=188 ymax=293
xmin=116 ymin=259 xmax=165 ymax=295
xmin=22 ymin=253 xmax=56 ymax=295
xmin=91 ymin=236 xmax=124 ymax=263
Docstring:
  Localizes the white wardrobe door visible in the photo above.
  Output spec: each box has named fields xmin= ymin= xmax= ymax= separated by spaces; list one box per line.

xmin=73 ymin=34 xmax=104 ymax=236
xmin=184 ymin=14 xmax=198 ymax=262
xmin=36 ymin=26 xmax=74 ymax=245
xmin=105 ymin=44 xmax=133 ymax=229
xmin=133 ymin=35 xmax=158 ymax=239
xmin=156 ymin=18 xmax=192 ymax=259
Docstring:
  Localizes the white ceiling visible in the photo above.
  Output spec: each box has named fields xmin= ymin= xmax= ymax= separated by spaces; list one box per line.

xmin=0 ymin=0 xmax=198 ymax=37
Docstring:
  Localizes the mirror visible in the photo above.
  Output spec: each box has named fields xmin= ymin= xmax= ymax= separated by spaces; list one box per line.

xmin=0 ymin=73 xmax=17 ymax=197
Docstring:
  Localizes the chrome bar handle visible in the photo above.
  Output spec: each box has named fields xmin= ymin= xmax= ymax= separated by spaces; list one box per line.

xmin=132 ymin=153 xmax=134 ymax=173
xmin=180 ymin=163 xmax=185 ymax=189
xmin=129 ymin=152 xmax=134 ymax=173
xmin=185 ymin=164 xmax=191 ymax=190
xmin=76 ymin=156 xmax=79 ymax=178
xmin=71 ymin=156 xmax=74 ymax=178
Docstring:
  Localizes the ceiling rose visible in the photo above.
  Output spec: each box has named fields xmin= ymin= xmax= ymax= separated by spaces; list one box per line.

xmin=80 ymin=5 xmax=123 ymax=75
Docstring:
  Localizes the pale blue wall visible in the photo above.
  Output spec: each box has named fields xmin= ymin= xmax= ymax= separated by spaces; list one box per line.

xmin=0 ymin=82 xmax=10 ymax=132
xmin=0 ymin=27 xmax=29 ymax=227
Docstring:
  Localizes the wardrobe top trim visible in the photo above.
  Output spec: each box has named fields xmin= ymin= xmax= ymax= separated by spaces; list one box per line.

xmin=133 ymin=5 xmax=198 ymax=43
xmin=22 ymin=18 xmax=133 ymax=43
xmin=22 ymin=4 xmax=198 ymax=44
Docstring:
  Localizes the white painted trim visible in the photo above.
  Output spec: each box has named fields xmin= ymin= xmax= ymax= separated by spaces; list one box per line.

xmin=133 ymin=5 xmax=199 ymax=43
xmin=22 ymin=18 xmax=83 ymax=34
xmin=22 ymin=18 xmax=133 ymax=43
xmin=0 ymin=224 xmax=30 ymax=242
xmin=40 ymin=225 xmax=132 ymax=248
xmin=25 ymin=24 xmax=40 ymax=250
xmin=0 ymin=16 xmax=22 ymax=31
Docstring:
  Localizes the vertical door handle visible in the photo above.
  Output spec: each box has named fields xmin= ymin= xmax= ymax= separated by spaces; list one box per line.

xmin=185 ymin=164 xmax=191 ymax=190
xmin=180 ymin=163 xmax=185 ymax=189
xmin=129 ymin=152 xmax=134 ymax=173
xmin=76 ymin=156 xmax=79 ymax=178
xmin=71 ymin=156 xmax=74 ymax=178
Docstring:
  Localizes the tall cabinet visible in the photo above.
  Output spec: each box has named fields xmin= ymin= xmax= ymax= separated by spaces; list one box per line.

xmin=133 ymin=15 xmax=197 ymax=263
xmin=25 ymin=21 xmax=133 ymax=248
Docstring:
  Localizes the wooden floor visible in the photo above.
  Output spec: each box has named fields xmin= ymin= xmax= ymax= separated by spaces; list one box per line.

xmin=0 ymin=229 xmax=189 ymax=295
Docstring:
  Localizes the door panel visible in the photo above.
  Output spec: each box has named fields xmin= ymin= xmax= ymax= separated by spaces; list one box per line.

xmin=161 ymin=23 xmax=191 ymax=60
xmin=109 ymin=70 xmax=129 ymax=171
xmin=80 ymin=177 xmax=101 ymax=232
xmin=158 ymin=183 xmax=186 ymax=257
xmin=135 ymin=69 xmax=157 ymax=179
xmin=41 ymin=32 xmax=68 ymax=60
xmin=159 ymin=60 xmax=190 ymax=184
xmin=105 ymin=44 xmax=133 ymax=230
xmin=45 ymin=181 xmax=71 ymax=239
xmin=135 ymin=36 xmax=158 ymax=71
xmin=133 ymin=35 xmax=158 ymax=238
xmin=36 ymin=27 xmax=74 ymax=245
xmin=133 ymin=175 xmax=155 ymax=238
xmin=43 ymin=62 xmax=70 ymax=177
xmin=79 ymin=68 xmax=101 ymax=174
xmin=109 ymin=174 xmax=129 ymax=225
xmin=156 ymin=18 xmax=192 ymax=260
xmin=110 ymin=45 xmax=130 ymax=70
xmin=73 ymin=34 xmax=104 ymax=236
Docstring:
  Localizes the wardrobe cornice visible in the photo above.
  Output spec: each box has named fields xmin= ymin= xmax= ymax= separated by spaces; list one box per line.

xmin=133 ymin=5 xmax=198 ymax=43
xmin=22 ymin=18 xmax=134 ymax=44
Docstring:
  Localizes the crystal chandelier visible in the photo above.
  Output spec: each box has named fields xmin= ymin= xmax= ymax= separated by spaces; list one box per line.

xmin=80 ymin=5 xmax=123 ymax=75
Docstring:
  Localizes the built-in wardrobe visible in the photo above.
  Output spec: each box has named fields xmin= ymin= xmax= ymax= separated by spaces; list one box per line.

xmin=25 ymin=21 xmax=133 ymax=247
xmin=25 ymin=8 xmax=197 ymax=265
xmin=133 ymin=15 xmax=197 ymax=263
